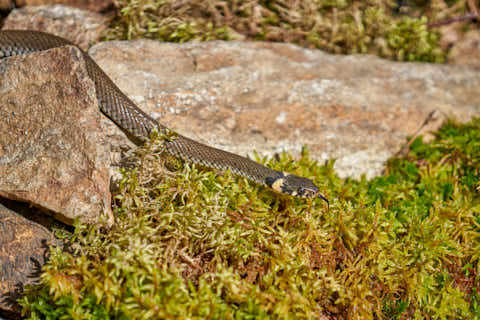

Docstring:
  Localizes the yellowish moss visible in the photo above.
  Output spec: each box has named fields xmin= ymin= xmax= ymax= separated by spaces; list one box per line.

xmin=19 ymin=118 xmax=480 ymax=319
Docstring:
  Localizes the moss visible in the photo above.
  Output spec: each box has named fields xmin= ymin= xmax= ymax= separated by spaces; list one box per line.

xmin=19 ymin=118 xmax=480 ymax=319
xmin=103 ymin=0 xmax=454 ymax=63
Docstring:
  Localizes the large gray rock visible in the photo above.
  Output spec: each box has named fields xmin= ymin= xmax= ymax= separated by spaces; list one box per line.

xmin=0 ymin=46 xmax=113 ymax=226
xmin=88 ymin=40 xmax=480 ymax=179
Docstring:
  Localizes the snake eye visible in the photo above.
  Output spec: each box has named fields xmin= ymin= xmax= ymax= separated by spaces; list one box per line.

xmin=298 ymin=186 xmax=316 ymax=198
xmin=297 ymin=187 xmax=309 ymax=197
xmin=298 ymin=186 xmax=329 ymax=207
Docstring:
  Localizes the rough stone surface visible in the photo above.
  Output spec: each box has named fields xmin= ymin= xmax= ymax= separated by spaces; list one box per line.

xmin=11 ymin=0 xmax=113 ymax=12
xmin=88 ymin=40 xmax=480 ymax=179
xmin=0 ymin=0 xmax=11 ymax=10
xmin=0 ymin=200 xmax=61 ymax=317
xmin=448 ymin=29 xmax=480 ymax=68
xmin=2 ymin=4 xmax=108 ymax=50
xmin=0 ymin=46 xmax=113 ymax=225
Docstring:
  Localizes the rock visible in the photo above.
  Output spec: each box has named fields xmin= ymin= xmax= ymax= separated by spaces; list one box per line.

xmin=0 ymin=200 xmax=61 ymax=317
xmin=448 ymin=30 xmax=480 ymax=68
xmin=0 ymin=46 xmax=113 ymax=226
xmin=0 ymin=0 xmax=11 ymax=11
xmin=88 ymin=40 xmax=480 ymax=179
xmin=11 ymin=0 xmax=112 ymax=13
xmin=2 ymin=4 xmax=108 ymax=50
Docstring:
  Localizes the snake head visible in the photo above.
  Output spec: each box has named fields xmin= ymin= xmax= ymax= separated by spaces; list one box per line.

xmin=266 ymin=171 xmax=329 ymax=206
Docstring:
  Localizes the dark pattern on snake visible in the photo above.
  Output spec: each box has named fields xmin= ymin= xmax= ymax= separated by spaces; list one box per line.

xmin=0 ymin=30 xmax=328 ymax=203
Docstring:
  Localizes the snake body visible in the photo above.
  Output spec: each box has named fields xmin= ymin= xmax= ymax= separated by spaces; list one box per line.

xmin=0 ymin=30 xmax=327 ymax=202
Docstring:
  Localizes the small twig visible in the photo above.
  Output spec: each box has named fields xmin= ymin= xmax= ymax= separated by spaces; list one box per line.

xmin=427 ymin=12 xmax=478 ymax=28
xmin=395 ymin=110 xmax=443 ymax=157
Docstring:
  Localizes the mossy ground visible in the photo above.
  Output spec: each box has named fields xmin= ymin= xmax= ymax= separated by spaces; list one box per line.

xmin=13 ymin=1 xmax=480 ymax=319
xmin=103 ymin=0 xmax=475 ymax=63
xmin=19 ymin=118 xmax=480 ymax=319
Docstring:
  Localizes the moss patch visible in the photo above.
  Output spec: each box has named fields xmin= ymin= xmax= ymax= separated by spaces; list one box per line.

xmin=19 ymin=118 xmax=480 ymax=319
xmin=103 ymin=0 xmax=456 ymax=62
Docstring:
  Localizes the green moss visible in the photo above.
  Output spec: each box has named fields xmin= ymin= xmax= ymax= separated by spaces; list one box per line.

xmin=385 ymin=16 xmax=444 ymax=62
xmin=19 ymin=118 xmax=480 ymax=319
xmin=103 ymin=0 xmax=452 ymax=62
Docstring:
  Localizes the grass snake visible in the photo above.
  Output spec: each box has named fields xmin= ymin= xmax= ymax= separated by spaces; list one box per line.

xmin=0 ymin=30 xmax=328 ymax=203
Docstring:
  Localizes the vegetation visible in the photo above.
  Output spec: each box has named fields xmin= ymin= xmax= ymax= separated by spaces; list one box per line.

xmin=102 ymin=0 xmax=472 ymax=63
xmin=20 ymin=118 xmax=480 ymax=319
xmin=12 ymin=1 xmax=480 ymax=319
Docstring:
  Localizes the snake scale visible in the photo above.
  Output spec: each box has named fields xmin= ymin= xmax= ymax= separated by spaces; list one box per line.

xmin=0 ymin=30 xmax=328 ymax=203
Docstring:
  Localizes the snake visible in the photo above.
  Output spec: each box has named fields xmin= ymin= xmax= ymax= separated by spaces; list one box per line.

xmin=0 ymin=30 xmax=328 ymax=204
